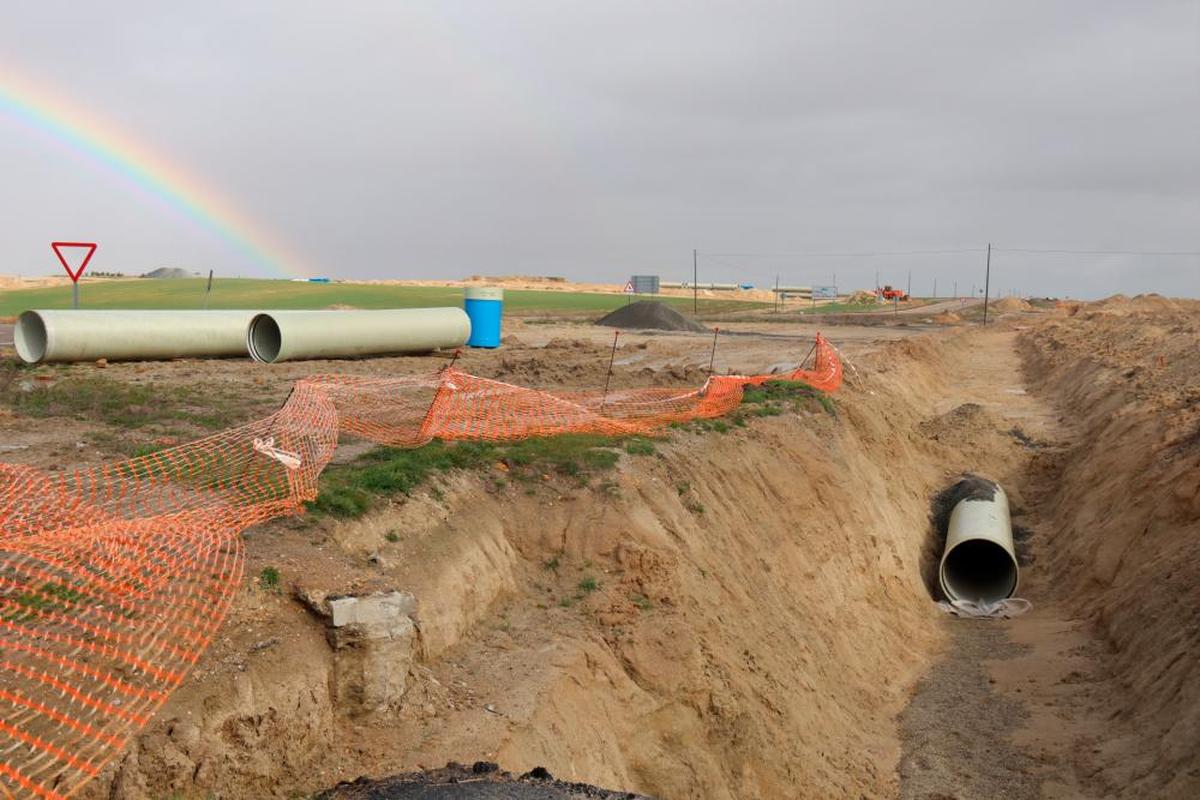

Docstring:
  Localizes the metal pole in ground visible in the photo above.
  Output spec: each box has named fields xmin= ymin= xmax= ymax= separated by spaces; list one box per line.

xmin=708 ymin=327 xmax=719 ymax=373
xmin=693 ymin=249 xmax=698 ymax=316
xmin=72 ymin=281 xmax=78 ymax=310
xmin=203 ymin=269 xmax=214 ymax=310
xmin=600 ymin=330 xmax=620 ymax=415
xmin=983 ymin=243 xmax=992 ymax=325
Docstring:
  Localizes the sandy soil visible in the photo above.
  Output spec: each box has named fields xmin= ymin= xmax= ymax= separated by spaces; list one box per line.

xmin=0 ymin=319 xmax=913 ymax=472
xmin=4 ymin=299 xmax=1199 ymax=798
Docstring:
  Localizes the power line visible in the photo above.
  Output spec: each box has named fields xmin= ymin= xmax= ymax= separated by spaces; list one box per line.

xmin=993 ymin=247 xmax=1200 ymax=256
xmin=699 ymin=246 xmax=1199 ymax=258
xmin=700 ymin=248 xmax=986 ymax=259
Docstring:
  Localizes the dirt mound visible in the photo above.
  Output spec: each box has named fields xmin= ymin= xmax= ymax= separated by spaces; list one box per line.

xmin=1089 ymin=293 xmax=1181 ymax=315
xmin=141 ymin=267 xmax=196 ymax=279
xmin=595 ymin=301 xmax=708 ymax=333
xmin=931 ymin=312 xmax=961 ymax=323
xmin=848 ymin=289 xmax=877 ymax=304
xmin=991 ymin=297 xmax=1033 ymax=312
xmin=319 ymin=763 xmax=653 ymax=799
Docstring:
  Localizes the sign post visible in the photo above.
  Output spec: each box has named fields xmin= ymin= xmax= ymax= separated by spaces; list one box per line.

xmin=51 ymin=242 xmax=97 ymax=309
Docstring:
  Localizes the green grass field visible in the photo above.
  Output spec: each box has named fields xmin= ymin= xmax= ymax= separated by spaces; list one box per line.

xmin=0 ymin=278 xmax=766 ymax=317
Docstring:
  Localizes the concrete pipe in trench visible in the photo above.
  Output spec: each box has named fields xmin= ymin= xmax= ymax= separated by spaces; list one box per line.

xmin=247 ymin=308 xmax=471 ymax=363
xmin=939 ymin=480 xmax=1020 ymax=603
xmin=14 ymin=309 xmax=256 ymax=364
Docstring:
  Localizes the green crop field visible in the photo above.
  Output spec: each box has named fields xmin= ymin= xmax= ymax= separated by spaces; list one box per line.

xmin=0 ymin=279 xmax=766 ymax=317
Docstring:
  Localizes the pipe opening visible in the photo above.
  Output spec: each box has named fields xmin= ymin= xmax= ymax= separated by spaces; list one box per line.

xmin=248 ymin=314 xmax=282 ymax=363
xmin=14 ymin=311 xmax=47 ymax=364
xmin=941 ymin=539 xmax=1019 ymax=603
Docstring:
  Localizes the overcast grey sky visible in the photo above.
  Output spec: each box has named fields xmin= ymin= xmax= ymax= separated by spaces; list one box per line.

xmin=0 ymin=1 xmax=1196 ymax=297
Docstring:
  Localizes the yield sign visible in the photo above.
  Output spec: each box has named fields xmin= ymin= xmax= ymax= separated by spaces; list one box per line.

xmin=51 ymin=241 xmax=97 ymax=282
xmin=622 ymin=280 xmax=634 ymax=293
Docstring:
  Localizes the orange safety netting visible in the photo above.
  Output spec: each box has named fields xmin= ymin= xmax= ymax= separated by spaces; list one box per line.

xmin=0 ymin=334 xmax=840 ymax=797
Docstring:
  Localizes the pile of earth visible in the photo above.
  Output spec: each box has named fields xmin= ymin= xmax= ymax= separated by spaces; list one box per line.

xmin=595 ymin=301 xmax=709 ymax=333
xmin=991 ymin=297 xmax=1033 ymax=312
xmin=931 ymin=312 xmax=962 ymax=323
xmin=318 ymin=762 xmax=653 ymax=799
xmin=141 ymin=267 xmax=197 ymax=279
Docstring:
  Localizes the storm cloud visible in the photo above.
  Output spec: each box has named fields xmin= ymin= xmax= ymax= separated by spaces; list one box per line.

xmin=0 ymin=1 xmax=1196 ymax=297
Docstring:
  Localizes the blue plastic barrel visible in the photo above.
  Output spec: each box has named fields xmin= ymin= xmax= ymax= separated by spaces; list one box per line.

xmin=464 ymin=286 xmax=503 ymax=348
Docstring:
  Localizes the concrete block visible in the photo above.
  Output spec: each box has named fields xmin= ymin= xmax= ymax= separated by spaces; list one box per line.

xmin=328 ymin=591 xmax=417 ymax=629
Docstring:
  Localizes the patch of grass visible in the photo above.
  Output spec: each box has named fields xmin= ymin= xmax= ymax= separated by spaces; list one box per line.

xmin=543 ymin=555 xmax=561 ymax=571
xmin=258 ymin=566 xmax=281 ymax=592
xmin=0 ymin=278 xmax=769 ymax=317
xmin=631 ymin=593 xmax=654 ymax=611
xmin=309 ymin=434 xmax=625 ymax=518
xmin=740 ymin=379 xmax=836 ymax=417
xmin=0 ymin=374 xmax=260 ymax=430
xmin=624 ymin=437 xmax=656 ymax=456
xmin=578 ymin=576 xmax=600 ymax=594
xmin=385 ymin=530 xmax=400 ymax=543
xmin=4 ymin=376 xmax=159 ymax=428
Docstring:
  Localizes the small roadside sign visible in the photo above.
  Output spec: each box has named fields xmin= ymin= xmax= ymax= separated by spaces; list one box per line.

xmin=622 ymin=280 xmax=634 ymax=293
xmin=51 ymin=241 xmax=97 ymax=309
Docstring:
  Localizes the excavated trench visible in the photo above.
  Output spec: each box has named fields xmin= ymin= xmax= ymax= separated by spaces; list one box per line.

xmin=81 ymin=310 xmax=1200 ymax=799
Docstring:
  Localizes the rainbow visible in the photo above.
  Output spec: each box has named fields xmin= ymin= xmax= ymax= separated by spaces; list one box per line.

xmin=0 ymin=69 xmax=309 ymax=277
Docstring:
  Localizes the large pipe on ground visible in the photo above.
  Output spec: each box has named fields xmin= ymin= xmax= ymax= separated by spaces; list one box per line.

xmin=247 ymin=308 xmax=471 ymax=363
xmin=939 ymin=480 xmax=1020 ymax=603
xmin=14 ymin=309 xmax=255 ymax=364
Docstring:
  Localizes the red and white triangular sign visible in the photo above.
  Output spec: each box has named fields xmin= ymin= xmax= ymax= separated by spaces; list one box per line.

xmin=51 ymin=241 xmax=97 ymax=282
xmin=622 ymin=280 xmax=634 ymax=293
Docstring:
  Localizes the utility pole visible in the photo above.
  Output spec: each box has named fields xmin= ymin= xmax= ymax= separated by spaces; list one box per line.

xmin=693 ymin=249 xmax=698 ymax=316
xmin=933 ymin=278 xmax=937 ymax=298
xmin=774 ymin=274 xmax=780 ymax=313
xmin=906 ymin=269 xmax=911 ymax=298
xmin=983 ymin=243 xmax=992 ymax=325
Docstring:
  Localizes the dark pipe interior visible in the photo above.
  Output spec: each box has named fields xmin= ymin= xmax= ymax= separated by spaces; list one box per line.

xmin=248 ymin=314 xmax=282 ymax=363
xmin=941 ymin=539 xmax=1019 ymax=603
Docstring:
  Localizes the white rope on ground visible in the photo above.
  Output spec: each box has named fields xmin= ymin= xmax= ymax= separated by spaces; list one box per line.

xmin=937 ymin=598 xmax=1033 ymax=619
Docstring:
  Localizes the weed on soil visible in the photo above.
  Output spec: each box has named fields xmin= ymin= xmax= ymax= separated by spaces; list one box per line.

xmin=309 ymin=434 xmax=628 ymax=518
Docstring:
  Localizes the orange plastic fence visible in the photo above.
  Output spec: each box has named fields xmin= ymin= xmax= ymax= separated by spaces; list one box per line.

xmin=0 ymin=334 xmax=840 ymax=797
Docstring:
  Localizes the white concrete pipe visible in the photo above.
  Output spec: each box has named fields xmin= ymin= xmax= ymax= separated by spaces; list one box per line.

xmin=247 ymin=308 xmax=471 ymax=363
xmin=14 ymin=309 xmax=256 ymax=364
xmin=939 ymin=481 xmax=1020 ymax=603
